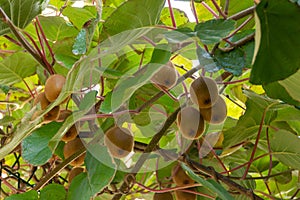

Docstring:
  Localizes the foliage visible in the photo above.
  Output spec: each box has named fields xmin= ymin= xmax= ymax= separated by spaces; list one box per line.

xmin=0 ymin=0 xmax=300 ymax=199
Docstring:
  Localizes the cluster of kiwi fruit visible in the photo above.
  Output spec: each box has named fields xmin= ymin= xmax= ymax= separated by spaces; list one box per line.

xmin=33 ymin=74 xmax=85 ymax=179
xmin=177 ymin=76 xmax=227 ymax=140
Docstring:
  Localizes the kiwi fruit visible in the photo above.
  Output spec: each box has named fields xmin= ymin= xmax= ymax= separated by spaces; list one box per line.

xmin=56 ymin=110 xmax=78 ymax=142
xmin=44 ymin=74 xmax=66 ymax=102
xmin=63 ymin=138 xmax=86 ymax=166
xmin=33 ymin=92 xmax=60 ymax=121
xmin=174 ymin=190 xmax=196 ymax=200
xmin=189 ymin=76 xmax=219 ymax=108
xmin=68 ymin=167 xmax=84 ymax=183
xmin=151 ymin=61 xmax=178 ymax=90
xmin=172 ymin=165 xmax=194 ymax=186
xmin=153 ymin=192 xmax=173 ymax=200
xmin=56 ymin=110 xmax=72 ymax=122
xmin=201 ymin=96 xmax=227 ymax=124
xmin=177 ymin=106 xmax=205 ymax=140
xmin=104 ymin=126 xmax=134 ymax=159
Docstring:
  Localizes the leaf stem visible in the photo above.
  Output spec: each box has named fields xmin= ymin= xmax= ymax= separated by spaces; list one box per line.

xmin=167 ymin=0 xmax=177 ymax=28
xmin=191 ymin=0 xmax=199 ymax=23
xmin=22 ymin=79 xmax=35 ymax=98
xmin=201 ymin=2 xmax=219 ymax=18
xmin=228 ymin=6 xmax=255 ymax=20
xmin=211 ymin=0 xmax=227 ymax=18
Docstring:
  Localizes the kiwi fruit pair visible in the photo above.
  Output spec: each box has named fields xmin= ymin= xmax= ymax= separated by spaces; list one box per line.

xmin=104 ymin=126 xmax=134 ymax=159
xmin=189 ymin=76 xmax=227 ymax=124
xmin=33 ymin=74 xmax=66 ymax=122
xmin=151 ymin=61 xmax=178 ymax=90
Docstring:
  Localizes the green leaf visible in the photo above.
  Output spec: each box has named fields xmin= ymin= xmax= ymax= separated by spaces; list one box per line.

xmin=160 ymin=7 xmax=189 ymax=27
xmin=52 ymin=38 xmax=80 ymax=69
xmin=181 ymin=163 xmax=234 ymax=200
xmin=270 ymin=130 xmax=300 ymax=170
xmin=40 ymin=184 xmax=66 ymax=200
xmin=5 ymin=190 xmax=38 ymax=200
xmin=38 ymin=16 xmax=78 ymax=41
xmin=250 ymin=0 xmax=300 ymax=84
xmin=195 ymin=19 xmax=236 ymax=45
xmin=72 ymin=17 xmax=99 ymax=55
xmin=223 ymin=90 xmax=279 ymax=148
xmin=0 ymin=115 xmax=15 ymax=126
xmin=62 ymin=6 xmax=97 ymax=29
xmin=22 ymin=122 xmax=62 ymax=166
xmin=0 ymin=52 xmax=38 ymax=85
xmin=108 ymin=63 xmax=164 ymax=112
xmin=0 ymin=0 xmax=48 ymax=35
xmin=67 ymin=145 xmax=116 ymax=199
xmin=214 ymin=48 xmax=246 ymax=76
xmin=79 ymin=90 xmax=98 ymax=110
xmin=103 ymin=0 xmax=165 ymax=36
xmin=197 ymin=47 xmax=218 ymax=72
xmin=149 ymin=44 xmax=172 ymax=64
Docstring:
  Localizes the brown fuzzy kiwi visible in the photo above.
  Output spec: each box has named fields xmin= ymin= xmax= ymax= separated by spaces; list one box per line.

xmin=153 ymin=192 xmax=173 ymax=200
xmin=56 ymin=110 xmax=78 ymax=142
xmin=56 ymin=110 xmax=72 ymax=122
xmin=104 ymin=126 xmax=134 ymax=159
xmin=33 ymin=92 xmax=60 ymax=121
xmin=63 ymin=138 xmax=86 ymax=166
xmin=151 ymin=61 xmax=178 ymax=90
xmin=177 ymin=106 xmax=205 ymax=140
xmin=201 ymin=96 xmax=227 ymax=124
xmin=172 ymin=165 xmax=194 ymax=186
xmin=68 ymin=167 xmax=84 ymax=183
xmin=174 ymin=190 xmax=196 ymax=200
xmin=44 ymin=74 xmax=66 ymax=102
xmin=189 ymin=76 xmax=219 ymax=108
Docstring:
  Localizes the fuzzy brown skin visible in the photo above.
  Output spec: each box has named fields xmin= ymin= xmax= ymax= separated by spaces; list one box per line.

xmin=201 ymin=96 xmax=227 ymax=124
xmin=44 ymin=74 xmax=66 ymax=102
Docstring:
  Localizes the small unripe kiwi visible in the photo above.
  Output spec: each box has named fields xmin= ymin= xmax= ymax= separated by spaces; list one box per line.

xmin=177 ymin=106 xmax=205 ymax=140
xmin=33 ymin=92 xmax=60 ymax=121
xmin=174 ymin=190 xmax=196 ymax=200
xmin=104 ymin=126 xmax=134 ymax=159
xmin=189 ymin=76 xmax=219 ymax=108
xmin=151 ymin=61 xmax=178 ymax=90
xmin=201 ymin=96 xmax=227 ymax=124
xmin=44 ymin=74 xmax=66 ymax=102
xmin=68 ymin=167 xmax=84 ymax=183
xmin=63 ymin=138 xmax=86 ymax=166
xmin=153 ymin=192 xmax=173 ymax=200
xmin=172 ymin=165 xmax=194 ymax=186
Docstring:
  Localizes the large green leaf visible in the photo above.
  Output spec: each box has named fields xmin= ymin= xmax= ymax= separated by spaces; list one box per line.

xmin=195 ymin=19 xmax=236 ymax=45
xmin=181 ymin=163 xmax=234 ymax=200
xmin=0 ymin=0 xmax=48 ymax=35
xmin=62 ymin=6 xmax=97 ymax=29
xmin=22 ymin=122 xmax=62 ymax=166
xmin=103 ymin=0 xmax=165 ymax=36
xmin=270 ymin=130 xmax=300 ymax=170
xmin=0 ymin=52 xmax=38 ymax=85
xmin=40 ymin=184 xmax=66 ymax=200
xmin=38 ymin=16 xmax=78 ymax=41
xmin=214 ymin=48 xmax=246 ymax=76
xmin=250 ymin=0 xmax=300 ymax=84
xmin=5 ymin=190 xmax=38 ymax=200
xmin=67 ymin=146 xmax=116 ymax=200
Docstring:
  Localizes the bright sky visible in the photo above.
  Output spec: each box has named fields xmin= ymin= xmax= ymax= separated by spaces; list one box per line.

xmin=165 ymin=0 xmax=196 ymax=22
